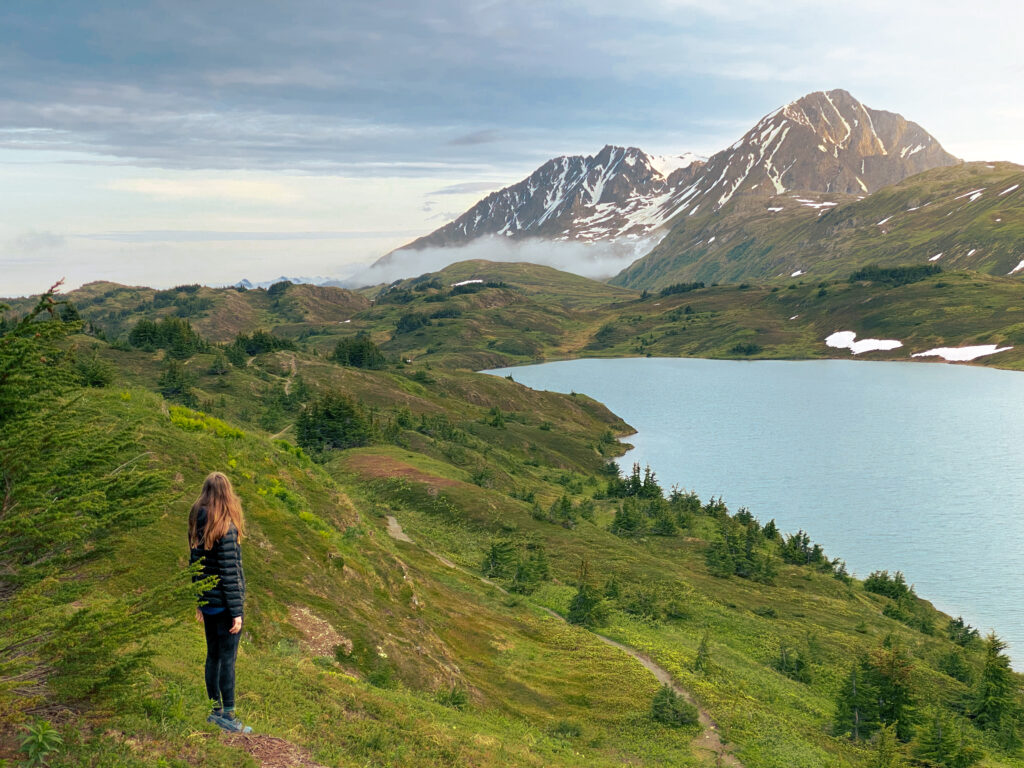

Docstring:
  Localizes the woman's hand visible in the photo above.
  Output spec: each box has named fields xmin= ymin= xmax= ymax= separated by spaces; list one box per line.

xmin=195 ymin=608 xmax=203 ymax=623
xmin=229 ymin=616 xmax=243 ymax=634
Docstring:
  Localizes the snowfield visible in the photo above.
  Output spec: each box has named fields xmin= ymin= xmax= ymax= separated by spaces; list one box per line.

xmin=825 ymin=331 xmax=903 ymax=355
xmin=911 ymin=345 xmax=1013 ymax=362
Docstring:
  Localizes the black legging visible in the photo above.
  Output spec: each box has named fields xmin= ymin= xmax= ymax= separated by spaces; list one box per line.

xmin=203 ymin=612 xmax=240 ymax=709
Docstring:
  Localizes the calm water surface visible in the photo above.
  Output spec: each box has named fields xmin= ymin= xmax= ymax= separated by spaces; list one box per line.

xmin=486 ymin=358 xmax=1024 ymax=665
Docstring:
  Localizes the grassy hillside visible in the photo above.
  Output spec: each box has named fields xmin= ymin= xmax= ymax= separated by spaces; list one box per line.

xmin=1 ymin=280 xmax=370 ymax=343
xmin=613 ymin=162 xmax=1024 ymax=289
xmin=3 ymin=285 xmax=1024 ymax=767
xmin=200 ymin=262 xmax=1024 ymax=372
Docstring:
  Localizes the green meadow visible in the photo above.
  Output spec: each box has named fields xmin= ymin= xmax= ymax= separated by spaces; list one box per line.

xmin=3 ymin=265 xmax=1024 ymax=767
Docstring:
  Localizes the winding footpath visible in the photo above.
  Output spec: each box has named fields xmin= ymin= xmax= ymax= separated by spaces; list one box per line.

xmin=384 ymin=515 xmax=742 ymax=767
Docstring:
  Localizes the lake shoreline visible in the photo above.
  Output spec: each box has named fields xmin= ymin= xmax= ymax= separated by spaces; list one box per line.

xmin=484 ymin=356 xmax=1024 ymax=667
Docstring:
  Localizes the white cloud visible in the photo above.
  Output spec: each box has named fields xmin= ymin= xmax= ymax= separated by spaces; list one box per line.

xmin=338 ymin=235 xmax=656 ymax=287
xmin=10 ymin=230 xmax=66 ymax=252
xmin=105 ymin=177 xmax=301 ymax=203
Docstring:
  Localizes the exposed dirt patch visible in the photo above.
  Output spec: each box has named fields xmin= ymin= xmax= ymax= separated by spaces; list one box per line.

xmin=223 ymin=733 xmax=329 ymax=768
xmin=385 ymin=515 xmax=412 ymax=542
xmin=343 ymin=454 xmax=461 ymax=490
xmin=287 ymin=605 xmax=352 ymax=657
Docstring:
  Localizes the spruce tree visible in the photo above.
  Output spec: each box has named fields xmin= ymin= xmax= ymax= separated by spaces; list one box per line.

xmin=610 ymin=498 xmax=645 ymax=535
xmin=295 ymin=391 xmax=372 ymax=453
xmin=481 ymin=539 xmax=518 ymax=579
xmin=0 ymin=284 xmax=76 ymax=422
xmin=208 ymin=351 xmax=231 ymax=375
xmin=1 ymin=286 xmax=204 ymax=714
xmin=549 ymin=495 xmax=574 ymax=525
xmin=834 ymin=657 xmax=880 ymax=740
xmin=970 ymin=632 xmax=1017 ymax=732
xmin=868 ymin=641 xmax=916 ymax=741
xmin=938 ymin=649 xmax=973 ymax=684
xmin=651 ymin=508 xmax=677 ymax=536
xmin=773 ymin=643 xmax=811 ymax=684
xmin=913 ymin=710 xmax=982 ymax=767
xmin=871 ymin=723 xmax=906 ymax=768
xmin=567 ymin=558 xmax=608 ymax=628
xmin=704 ymin=539 xmax=735 ymax=578
xmin=73 ymin=349 xmax=114 ymax=388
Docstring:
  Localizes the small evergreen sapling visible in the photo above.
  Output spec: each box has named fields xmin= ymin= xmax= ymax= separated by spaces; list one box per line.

xmin=693 ymin=630 xmax=711 ymax=674
xmin=567 ymin=558 xmax=608 ymax=628
xmin=651 ymin=684 xmax=698 ymax=727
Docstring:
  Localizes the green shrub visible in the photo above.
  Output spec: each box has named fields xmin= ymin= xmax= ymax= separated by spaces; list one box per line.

xmin=296 ymin=391 xmax=372 ymax=453
xmin=659 ymin=281 xmax=705 ymax=297
xmin=435 ymin=686 xmax=469 ymax=710
xmin=74 ymin=350 xmax=115 ymax=387
xmin=849 ymin=264 xmax=942 ymax=286
xmin=729 ymin=342 xmax=763 ymax=356
xmin=333 ymin=335 xmax=386 ymax=369
xmin=128 ymin=316 xmax=208 ymax=358
xmin=395 ymin=313 xmax=430 ymax=334
xmin=19 ymin=719 xmax=63 ymax=767
xmin=551 ymin=720 xmax=582 ymax=739
xmin=651 ymin=685 xmax=698 ymax=726
xmin=169 ymin=406 xmax=244 ymax=438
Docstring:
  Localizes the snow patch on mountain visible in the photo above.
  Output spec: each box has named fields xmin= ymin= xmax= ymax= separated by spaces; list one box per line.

xmin=826 ymin=331 xmax=902 ymax=355
xmin=648 ymin=153 xmax=704 ymax=178
xmin=912 ymin=345 xmax=1012 ymax=361
xmin=388 ymin=88 xmax=959 ymax=273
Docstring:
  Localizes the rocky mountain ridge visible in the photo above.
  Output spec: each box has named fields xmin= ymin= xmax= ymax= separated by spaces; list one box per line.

xmin=385 ymin=89 xmax=959 ymax=263
xmin=392 ymin=146 xmax=707 ymax=251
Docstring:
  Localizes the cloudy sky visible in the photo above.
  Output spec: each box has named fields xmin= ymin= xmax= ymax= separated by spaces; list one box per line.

xmin=1 ymin=0 xmax=1021 ymax=295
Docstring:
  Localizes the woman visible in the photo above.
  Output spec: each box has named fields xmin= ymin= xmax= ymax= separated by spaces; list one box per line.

xmin=188 ymin=471 xmax=252 ymax=733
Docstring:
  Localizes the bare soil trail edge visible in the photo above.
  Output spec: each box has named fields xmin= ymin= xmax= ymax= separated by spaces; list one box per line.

xmin=384 ymin=515 xmax=743 ymax=768
xmin=221 ymin=733 xmax=329 ymax=768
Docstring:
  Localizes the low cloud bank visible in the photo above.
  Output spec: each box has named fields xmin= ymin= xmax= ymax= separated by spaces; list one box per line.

xmin=336 ymin=236 xmax=657 ymax=288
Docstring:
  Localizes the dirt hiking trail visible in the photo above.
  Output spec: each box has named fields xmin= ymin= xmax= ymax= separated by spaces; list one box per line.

xmin=384 ymin=513 xmax=742 ymax=768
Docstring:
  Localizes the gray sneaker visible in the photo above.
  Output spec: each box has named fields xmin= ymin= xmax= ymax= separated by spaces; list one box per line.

xmin=212 ymin=712 xmax=252 ymax=734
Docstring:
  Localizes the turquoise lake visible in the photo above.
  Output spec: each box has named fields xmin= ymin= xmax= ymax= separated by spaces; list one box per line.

xmin=486 ymin=357 xmax=1024 ymax=665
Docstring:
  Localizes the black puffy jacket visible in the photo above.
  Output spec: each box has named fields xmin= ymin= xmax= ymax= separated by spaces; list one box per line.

xmin=190 ymin=507 xmax=246 ymax=618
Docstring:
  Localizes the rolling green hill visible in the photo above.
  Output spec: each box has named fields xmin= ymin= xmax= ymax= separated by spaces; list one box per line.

xmin=3 ymin=277 xmax=1024 ymax=767
xmin=8 ymin=280 xmax=371 ymax=343
xmin=613 ymin=162 xmax=1024 ymax=289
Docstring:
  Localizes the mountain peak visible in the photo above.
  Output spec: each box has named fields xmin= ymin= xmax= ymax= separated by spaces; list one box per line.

xmin=383 ymin=89 xmax=958 ymax=260
xmin=392 ymin=144 xmax=708 ymax=251
xmin=699 ymin=87 xmax=958 ymax=205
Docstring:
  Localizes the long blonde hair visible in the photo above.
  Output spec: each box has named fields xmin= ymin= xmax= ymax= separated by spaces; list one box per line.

xmin=188 ymin=471 xmax=245 ymax=549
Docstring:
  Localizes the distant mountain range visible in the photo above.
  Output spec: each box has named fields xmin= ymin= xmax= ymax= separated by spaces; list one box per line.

xmin=232 ymin=275 xmax=345 ymax=290
xmin=397 ymin=90 xmax=960 ymax=252
xmin=395 ymin=146 xmax=707 ymax=248
xmin=376 ymin=89 xmax=1019 ymax=288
